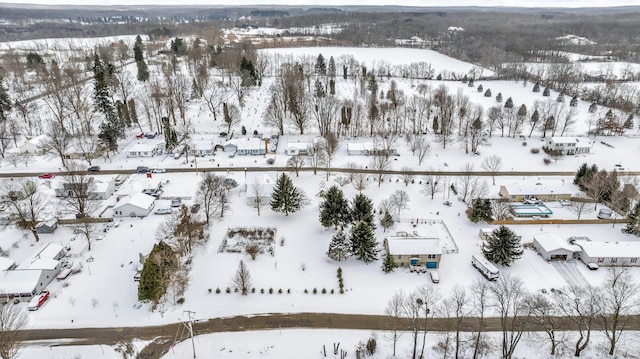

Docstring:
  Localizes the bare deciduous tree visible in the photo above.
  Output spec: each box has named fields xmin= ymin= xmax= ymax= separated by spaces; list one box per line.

xmin=490 ymin=274 xmax=531 ymax=359
xmin=569 ymin=193 xmax=591 ymax=220
xmin=422 ymin=170 xmax=443 ymax=200
xmin=384 ymin=290 xmax=405 ymax=357
xmin=600 ymin=266 xmax=639 ymax=356
xmin=232 ymin=260 xmax=252 ymax=295
xmin=248 ymin=180 xmax=267 ymax=216
xmin=527 ymin=292 xmax=565 ymax=356
xmin=555 ymin=285 xmax=601 ymax=357
xmin=370 ymin=155 xmax=390 ymax=187
xmin=470 ymin=279 xmax=492 ymax=359
xmin=0 ymin=178 xmax=47 ymax=241
xmin=389 ymin=190 xmax=410 ymax=219
xmin=401 ymin=166 xmax=414 ymax=186
xmin=286 ymin=156 xmax=305 ymax=177
xmin=0 ymin=302 xmax=28 ymax=359
xmin=481 ymin=155 xmax=503 ymax=186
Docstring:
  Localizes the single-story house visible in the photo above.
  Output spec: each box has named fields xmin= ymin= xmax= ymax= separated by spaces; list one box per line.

xmin=0 ymin=257 xmax=16 ymax=271
xmin=191 ymin=141 xmax=215 ymax=157
xmin=35 ymin=242 xmax=67 ymax=261
xmin=532 ymin=233 xmax=579 ymax=261
xmin=574 ymin=240 xmax=640 ymax=267
xmin=347 ymin=141 xmax=398 ymax=156
xmin=384 ymin=230 xmax=442 ymax=269
xmin=36 ymin=219 xmax=58 ymax=234
xmin=499 ymin=185 xmax=572 ymax=202
xmin=18 ymin=134 xmax=48 ymax=155
xmin=112 ymin=193 xmax=156 ymax=217
xmin=224 ymin=138 xmax=266 ymax=156
xmin=286 ymin=142 xmax=310 ymax=156
xmin=545 ymin=137 xmax=593 ymax=155
xmin=127 ymin=143 xmax=157 ymax=158
xmin=92 ymin=177 xmax=117 ymax=200
xmin=244 ymin=174 xmax=276 ymax=205
xmin=116 ymin=178 xmax=162 ymax=200
xmin=0 ymin=269 xmax=51 ymax=300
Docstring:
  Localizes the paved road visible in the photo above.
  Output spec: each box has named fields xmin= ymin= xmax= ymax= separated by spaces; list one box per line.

xmin=19 ymin=312 xmax=640 ymax=358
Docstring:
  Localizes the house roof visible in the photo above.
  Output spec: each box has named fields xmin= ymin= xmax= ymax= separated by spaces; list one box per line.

xmin=113 ymin=193 xmax=155 ymax=211
xmin=500 ymin=184 xmax=572 ymax=196
xmin=36 ymin=242 xmax=65 ymax=259
xmin=386 ymin=237 xmax=442 ymax=256
xmin=235 ymin=138 xmax=264 ymax=151
xmin=533 ymin=233 xmax=578 ymax=253
xmin=128 ymin=143 xmax=157 ymax=152
xmin=21 ymin=134 xmax=48 ymax=148
xmin=37 ymin=219 xmax=58 ymax=229
xmin=93 ymin=180 xmax=112 ymax=193
xmin=574 ymin=241 xmax=640 ymax=259
xmin=0 ymin=269 xmax=43 ymax=295
xmin=0 ymin=257 xmax=15 ymax=271
xmin=550 ymin=137 xmax=593 ymax=148
xmin=347 ymin=142 xmax=374 ymax=151
xmin=287 ymin=142 xmax=309 ymax=150
xmin=24 ymin=257 xmax=59 ymax=271
xmin=193 ymin=141 xmax=213 ymax=151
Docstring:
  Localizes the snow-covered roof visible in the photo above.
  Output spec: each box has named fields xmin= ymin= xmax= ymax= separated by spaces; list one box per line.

xmin=227 ymin=138 xmax=264 ymax=151
xmin=0 ymin=257 xmax=15 ymax=271
xmin=22 ymin=134 xmax=48 ymax=147
xmin=533 ymin=233 xmax=578 ymax=253
xmin=93 ymin=181 xmax=111 ymax=193
xmin=0 ymin=269 xmax=42 ymax=295
xmin=113 ymin=193 xmax=155 ymax=211
xmin=37 ymin=242 xmax=65 ymax=259
xmin=286 ymin=142 xmax=309 ymax=150
xmin=128 ymin=143 xmax=157 ymax=152
xmin=23 ymin=257 xmax=59 ymax=271
xmin=386 ymin=233 xmax=442 ymax=256
xmin=574 ymin=241 xmax=640 ymax=259
xmin=192 ymin=141 xmax=213 ymax=151
xmin=347 ymin=142 xmax=374 ymax=151
xmin=550 ymin=137 xmax=593 ymax=148
xmin=501 ymin=184 xmax=572 ymax=196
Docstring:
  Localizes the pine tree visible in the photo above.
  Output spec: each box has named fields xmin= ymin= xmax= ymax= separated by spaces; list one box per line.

xmin=350 ymin=193 xmax=375 ymax=228
xmin=319 ymin=185 xmax=351 ymax=229
xmin=0 ymin=76 xmax=11 ymax=123
xmin=381 ymin=251 xmax=397 ymax=273
xmin=380 ymin=209 xmax=394 ymax=232
xmin=467 ymin=198 xmax=493 ymax=223
xmin=270 ymin=173 xmax=303 ymax=216
xmin=495 ymin=92 xmax=503 ymax=102
xmin=329 ymin=79 xmax=335 ymax=95
xmin=481 ymin=225 xmax=523 ymax=266
xmin=504 ymin=97 xmax=514 ymax=109
xmin=315 ymin=53 xmax=326 ymax=75
xmin=328 ymin=56 xmax=336 ymax=78
xmin=314 ymin=79 xmax=326 ymax=98
xmin=350 ymin=221 xmax=378 ymax=263
xmin=138 ymin=241 xmax=177 ymax=303
xmin=94 ymin=53 xmax=122 ymax=151
xmin=624 ymin=203 xmax=640 ymax=236
xmin=327 ymin=230 xmax=351 ymax=261
xmin=162 ymin=117 xmax=178 ymax=152
xmin=134 ymin=35 xmax=149 ymax=82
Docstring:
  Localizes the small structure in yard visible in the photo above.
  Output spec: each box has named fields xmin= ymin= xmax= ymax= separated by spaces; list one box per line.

xmin=573 ymin=240 xmax=640 ymax=267
xmin=509 ymin=203 xmax=554 ymax=217
xmin=499 ymin=184 xmax=572 ymax=202
xmin=36 ymin=219 xmax=58 ymax=234
xmin=532 ymin=233 xmax=579 ymax=261
xmin=219 ymin=227 xmax=277 ymax=257
xmin=126 ymin=143 xmax=158 ymax=158
xmin=35 ymin=242 xmax=67 ymax=260
xmin=544 ymin=137 xmax=593 ymax=155
xmin=384 ymin=230 xmax=442 ymax=269
xmin=112 ymin=193 xmax=156 ymax=217
xmin=347 ymin=141 xmax=398 ymax=156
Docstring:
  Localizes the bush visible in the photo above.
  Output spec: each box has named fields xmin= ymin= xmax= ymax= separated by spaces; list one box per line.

xmin=219 ymin=132 xmax=228 ymax=137
xmin=225 ymin=287 xmax=231 ymax=293
xmin=522 ymin=141 xmax=527 ymax=146
xmin=340 ymin=288 xmax=344 ymax=294
xmin=266 ymin=157 xmax=275 ymax=165
xmin=260 ymin=288 xmax=265 ymax=294
xmin=234 ymin=287 xmax=239 ymax=293
xmin=313 ymin=288 xmax=318 ymax=294
xmin=366 ymin=337 xmax=377 ymax=355
xmin=177 ymin=297 xmax=185 ymax=304
xmin=337 ymin=267 xmax=342 ymax=277
xmin=287 ymin=289 xmax=291 ymax=294
xmin=269 ymin=288 xmax=274 ymax=294
xmin=208 ymin=288 xmax=212 ymax=293
xmin=331 ymin=289 xmax=335 ymax=294
xmin=215 ymin=287 xmax=221 ymax=294
xmin=251 ymin=288 xmax=256 ymax=293
xmin=304 ymin=289 xmax=309 ymax=294
xmin=322 ymin=288 xmax=327 ymax=294
xmin=278 ymin=288 xmax=283 ymax=294
xmin=531 ymin=148 xmax=540 ymax=154
xmin=543 ymin=157 xmax=552 ymax=165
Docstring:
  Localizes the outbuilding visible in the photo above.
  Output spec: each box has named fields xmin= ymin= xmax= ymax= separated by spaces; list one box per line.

xmin=112 ymin=193 xmax=156 ymax=217
xmin=36 ymin=219 xmax=58 ymax=234
xmin=532 ymin=233 xmax=578 ymax=261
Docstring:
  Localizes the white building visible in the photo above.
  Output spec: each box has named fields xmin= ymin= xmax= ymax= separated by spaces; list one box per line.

xmin=0 ymin=269 xmax=50 ymax=300
xmin=0 ymin=257 xmax=16 ymax=271
xmin=191 ymin=141 xmax=215 ymax=157
xmin=127 ymin=143 xmax=157 ymax=158
xmin=112 ymin=193 xmax=156 ymax=217
xmin=18 ymin=134 xmax=48 ymax=154
xmin=35 ymin=242 xmax=67 ymax=261
xmin=574 ymin=240 xmax=640 ymax=267
xmin=499 ymin=184 xmax=573 ymax=202
xmin=384 ymin=230 xmax=442 ymax=269
xmin=92 ymin=177 xmax=117 ymax=200
xmin=532 ymin=233 xmax=579 ymax=261
xmin=286 ymin=142 xmax=310 ymax=156
xmin=545 ymin=137 xmax=593 ymax=155
xmin=347 ymin=141 xmax=374 ymax=156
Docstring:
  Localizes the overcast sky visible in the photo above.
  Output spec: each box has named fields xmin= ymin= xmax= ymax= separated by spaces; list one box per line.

xmin=2 ymin=0 xmax=640 ymax=7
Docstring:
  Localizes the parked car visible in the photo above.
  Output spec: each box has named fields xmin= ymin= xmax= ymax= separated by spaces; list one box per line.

xmin=171 ymin=198 xmax=182 ymax=207
xmin=442 ymin=201 xmax=452 ymax=207
xmin=190 ymin=203 xmax=201 ymax=213
xmin=135 ymin=132 xmax=145 ymax=139
xmin=154 ymin=208 xmax=172 ymax=215
xmin=587 ymin=262 xmax=599 ymax=270
xmin=87 ymin=166 xmax=100 ymax=172
xmin=429 ymin=270 xmax=440 ymax=284
xmin=28 ymin=291 xmax=50 ymax=311
xmin=136 ymin=166 xmax=150 ymax=174
xmin=38 ymin=173 xmax=55 ymax=179
xmin=152 ymin=168 xmax=166 ymax=173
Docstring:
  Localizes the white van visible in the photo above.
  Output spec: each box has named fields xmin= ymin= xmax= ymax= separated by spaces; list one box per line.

xmin=429 ymin=270 xmax=440 ymax=284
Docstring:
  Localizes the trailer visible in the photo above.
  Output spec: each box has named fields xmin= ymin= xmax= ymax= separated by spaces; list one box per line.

xmin=471 ymin=254 xmax=499 ymax=281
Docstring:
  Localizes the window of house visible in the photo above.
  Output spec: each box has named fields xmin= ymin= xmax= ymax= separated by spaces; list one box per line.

xmin=611 ymin=258 xmax=618 ymax=264
xmin=631 ymin=258 xmax=638 ymax=264
xmin=397 ymin=255 xmax=402 ymax=259
xmin=598 ymin=258 xmax=604 ymax=263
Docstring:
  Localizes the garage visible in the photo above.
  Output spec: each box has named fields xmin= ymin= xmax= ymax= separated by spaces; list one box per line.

xmin=532 ymin=233 xmax=578 ymax=261
xmin=426 ymin=262 xmax=438 ymax=268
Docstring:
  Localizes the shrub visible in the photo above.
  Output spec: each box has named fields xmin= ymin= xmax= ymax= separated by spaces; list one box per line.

xmin=234 ymin=287 xmax=239 ymax=293
xmin=260 ymin=288 xmax=265 ymax=294
xmin=287 ymin=289 xmax=291 ymax=294
xmin=340 ymin=288 xmax=345 ymax=294
xmin=269 ymin=288 xmax=274 ymax=294
xmin=322 ymin=288 xmax=327 ymax=294
xmin=278 ymin=288 xmax=283 ymax=294
xmin=543 ymin=157 xmax=552 ymax=165
xmin=366 ymin=337 xmax=377 ymax=355
xmin=337 ymin=267 xmax=343 ymax=277
xmin=522 ymin=141 xmax=527 ymax=146
xmin=208 ymin=288 xmax=212 ymax=293
xmin=177 ymin=297 xmax=185 ymax=304
xmin=219 ymin=132 xmax=228 ymax=137
xmin=225 ymin=287 xmax=231 ymax=293
xmin=266 ymin=157 xmax=275 ymax=165
xmin=313 ymin=288 xmax=318 ymax=294
xmin=304 ymin=289 xmax=309 ymax=294
xmin=251 ymin=288 xmax=256 ymax=293
xmin=331 ymin=289 xmax=334 ymax=294
xmin=530 ymin=148 xmax=540 ymax=154
xmin=215 ymin=287 xmax=221 ymax=294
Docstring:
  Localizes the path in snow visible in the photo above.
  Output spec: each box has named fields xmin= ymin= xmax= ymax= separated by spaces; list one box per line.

xmin=552 ymin=260 xmax=590 ymax=288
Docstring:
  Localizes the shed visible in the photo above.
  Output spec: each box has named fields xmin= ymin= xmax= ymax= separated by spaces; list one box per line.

xmin=36 ymin=219 xmax=58 ymax=234
xmin=112 ymin=193 xmax=156 ymax=217
xmin=574 ymin=240 xmax=640 ymax=267
xmin=384 ymin=230 xmax=442 ymax=269
xmin=532 ymin=233 xmax=578 ymax=261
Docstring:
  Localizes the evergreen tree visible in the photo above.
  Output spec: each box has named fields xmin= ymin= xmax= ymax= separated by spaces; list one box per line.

xmin=329 ymin=79 xmax=335 ymax=95
xmin=270 ymin=173 xmax=303 ymax=216
xmin=327 ymin=230 xmax=351 ymax=261
xmin=93 ymin=53 xmax=122 ymax=151
xmin=0 ymin=76 xmax=11 ymax=123
xmin=481 ymin=225 xmax=523 ymax=266
xmin=432 ymin=116 xmax=439 ymax=133
xmin=467 ymin=198 xmax=493 ymax=223
xmin=134 ymin=35 xmax=149 ymax=82
xmin=504 ymin=97 xmax=514 ymax=109
xmin=162 ymin=117 xmax=178 ymax=151
xmin=350 ymin=193 xmax=375 ymax=228
xmin=381 ymin=251 xmax=397 ymax=273
xmin=573 ymin=163 xmax=598 ymax=190
xmin=623 ymin=203 xmax=640 ymax=236
xmin=496 ymin=92 xmax=503 ymax=102
xmin=350 ymin=221 xmax=378 ymax=263
xmin=138 ymin=241 xmax=177 ymax=303
xmin=367 ymin=74 xmax=378 ymax=94
xmin=543 ymin=87 xmax=551 ymax=97
xmin=328 ymin=56 xmax=336 ymax=78
xmin=588 ymin=102 xmax=597 ymax=113
xmin=319 ymin=185 xmax=351 ymax=229
xmin=380 ymin=209 xmax=394 ymax=232
xmin=240 ymin=57 xmax=257 ymax=86
xmin=170 ymin=37 xmax=187 ymax=56
xmin=314 ymin=79 xmax=326 ymax=98
xmin=343 ymin=65 xmax=347 ymax=80
xmin=315 ymin=53 xmax=326 ymax=75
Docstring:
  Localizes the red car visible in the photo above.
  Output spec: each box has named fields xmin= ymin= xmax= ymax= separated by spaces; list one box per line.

xmin=38 ymin=173 xmax=55 ymax=179
xmin=135 ymin=132 xmax=145 ymax=139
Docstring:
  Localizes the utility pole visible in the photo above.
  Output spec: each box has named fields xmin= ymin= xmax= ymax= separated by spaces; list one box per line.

xmin=183 ymin=310 xmax=197 ymax=358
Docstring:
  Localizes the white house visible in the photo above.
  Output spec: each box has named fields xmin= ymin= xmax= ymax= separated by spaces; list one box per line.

xmin=117 ymin=178 xmax=162 ymax=199
xmin=191 ymin=141 xmax=214 ymax=157
xmin=224 ymin=138 xmax=266 ymax=156
xmin=574 ymin=240 xmax=640 ymax=267
xmin=112 ymin=193 xmax=156 ymax=217
xmin=286 ymin=142 xmax=310 ymax=156
xmin=532 ymin=233 xmax=579 ymax=261
xmin=35 ymin=242 xmax=67 ymax=261
xmin=384 ymin=230 xmax=442 ymax=269
xmin=545 ymin=137 xmax=593 ymax=155
xmin=244 ymin=174 xmax=276 ymax=205
xmin=127 ymin=143 xmax=157 ymax=158
xmin=347 ymin=141 xmax=374 ymax=156
xmin=18 ymin=134 xmax=48 ymax=155
xmin=92 ymin=177 xmax=117 ymax=200
xmin=36 ymin=219 xmax=58 ymax=234
xmin=0 ymin=269 xmax=50 ymax=300
xmin=499 ymin=184 xmax=573 ymax=202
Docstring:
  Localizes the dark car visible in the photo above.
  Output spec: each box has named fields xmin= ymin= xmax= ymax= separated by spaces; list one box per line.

xmin=88 ymin=166 xmax=100 ymax=172
xmin=136 ymin=166 xmax=150 ymax=174
xmin=190 ymin=203 xmax=201 ymax=213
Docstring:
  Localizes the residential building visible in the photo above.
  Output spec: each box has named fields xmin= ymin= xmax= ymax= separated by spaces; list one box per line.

xmin=286 ymin=142 xmax=310 ymax=156
xmin=384 ymin=230 xmax=442 ymax=269
xmin=532 ymin=233 xmax=579 ymax=261
xmin=545 ymin=137 xmax=593 ymax=155
xmin=574 ymin=240 xmax=640 ymax=267
xmin=18 ymin=134 xmax=48 ymax=155
xmin=127 ymin=143 xmax=157 ymax=158
xmin=112 ymin=193 xmax=156 ymax=217
xmin=224 ymin=138 xmax=266 ymax=156
xmin=499 ymin=184 xmax=572 ymax=202
xmin=36 ymin=219 xmax=58 ymax=234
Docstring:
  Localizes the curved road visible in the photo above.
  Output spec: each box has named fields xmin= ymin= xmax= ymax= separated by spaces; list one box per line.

xmin=20 ymin=312 xmax=640 ymax=358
